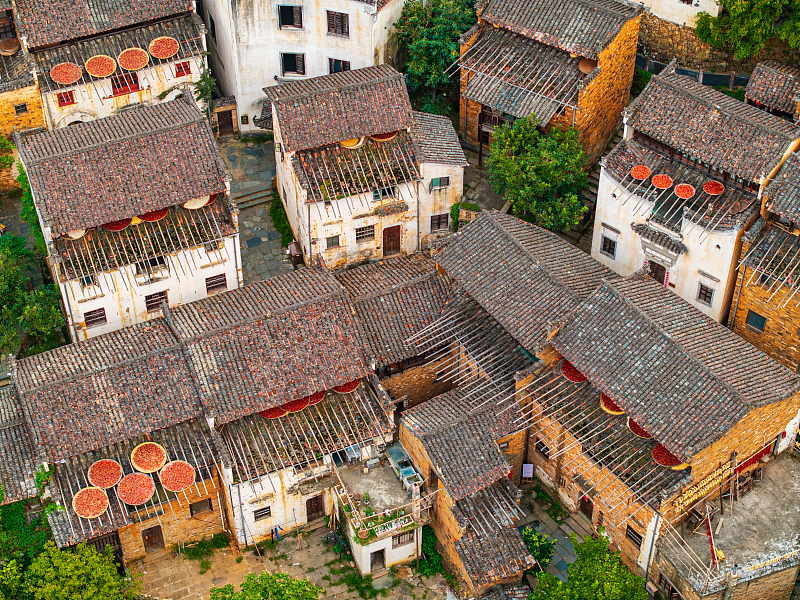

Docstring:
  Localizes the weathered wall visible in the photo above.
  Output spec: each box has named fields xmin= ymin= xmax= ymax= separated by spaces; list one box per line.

xmin=381 ymin=356 xmax=455 ymax=408
xmin=638 ymin=0 xmax=719 ymax=28
xmin=0 ymin=84 xmax=46 ymax=137
xmin=498 ymin=430 xmax=526 ymax=487
xmin=118 ymin=466 xmax=228 ymax=562
xmin=639 ymin=12 xmax=800 ymax=74
xmin=458 ymin=25 xmax=483 ymax=147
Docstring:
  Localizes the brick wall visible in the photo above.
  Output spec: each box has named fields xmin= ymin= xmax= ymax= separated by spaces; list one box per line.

xmin=458 ymin=26 xmax=483 ymax=146
xmin=381 ymin=357 xmax=455 ymax=408
xmin=729 ymin=564 xmax=800 ymax=600
xmin=118 ymin=466 xmax=228 ymax=563
xmin=498 ymin=430 xmax=527 ymax=486
xmin=729 ymin=263 xmax=800 ymax=372
xmin=0 ymin=85 xmax=46 ymax=137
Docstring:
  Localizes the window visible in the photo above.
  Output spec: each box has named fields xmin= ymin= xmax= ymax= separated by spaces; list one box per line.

xmin=625 ymin=525 xmax=643 ymax=549
xmin=136 ymin=256 xmax=167 ymax=276
xmin=145 ymin=290 xmax=168 ymax=313
xmin=373 ymin=186 xmax=395 ymax=202
xmin=600 ymin=235 xmax=617 ymax=259
xmin=57 ymin=91 xmax=75 ymax=107
xmin=254 ymin=506 xmax=272 ymax=521
xmin=175 ymin=61 xmax=191 ymax=77
xmin=326 ymin=235 xmax=340 ymax=249
xmin=392 ymin=531 xmax=414 ymax=548
xmin=279 ymin=5 xmax=303 ymax=29
xmin=535 ymin=439 xmax=550 ymax=460
xmin=696 ymin=282 xmax=714 ymax=306
xmin=206 ymin=273 xmax=228 ymax=294
xmin=596 ymin=511 xmax=604 ymax=528
xmin=429 ymin=177 xmax=450 ymax=191
xmin=746 ymin=310 xmax=767 ymax=333
xmin=430 ymin=214 xmax=449 ymax=231
xmin=329 ymin=58 xmax=350 ymax=73
xmin=327 ymin=11 xmax=349 ymax=36
xmin=204 ymin=240 xmax=223 ymax=254
xmin=281 ymin=53 xmax=305 ymax=75
xmin=209 ymin=15 xmax=217 ymax=41
xmin=355 ymin=225 xmax=375 ymax=242
xmin=80 ymin=274 xmax=98 ymax=289
xmin=111 ymin=73 xmax=139 ymax=96
xmin=14 ymin=103 xmax=27 ymax=115
xmin=190 ymin=498 xmax=213 ymax=517
xmin=498 ymin=441 xmax=509 ymax=450
xmin=84 ymin=307 xmax=107 ymax=328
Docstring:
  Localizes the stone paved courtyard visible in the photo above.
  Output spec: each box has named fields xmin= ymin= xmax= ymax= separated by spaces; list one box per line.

xmin=134 ymin=523 xmax=450 ymax=600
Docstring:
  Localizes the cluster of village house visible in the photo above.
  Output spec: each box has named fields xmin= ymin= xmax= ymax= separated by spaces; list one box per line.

xmin=4 ymin=0 xmax=800 ymax=600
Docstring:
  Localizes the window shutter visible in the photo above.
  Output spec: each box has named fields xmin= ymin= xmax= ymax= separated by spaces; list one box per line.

xmin=329 ymin=58 xmax=334 ymax=73
xmin=343 ymin=60 xmax=350 ymax=71
xmin=293 ymin=6 xmax=302 ymax=28
xmin=334 ymin=13 xmax=342 ymax=34
xmin=342 ymin=14 xmax=349 ymax=36
xmin=296 ymin=54 xmax=305 ymax=74
xmin=328 ymin=11 xmax=335 ymax=33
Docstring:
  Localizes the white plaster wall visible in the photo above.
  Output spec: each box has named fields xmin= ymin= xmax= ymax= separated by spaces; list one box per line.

xmin=418 ymin=162 xmax=464 ymax=248
xmin=636 ymin=512 xmax=661 ymax=572
xmin=778 ymin=409 xmax=800 ymax=454
xmin=59 ymin=234 xmax=242 ymax=341
xmin=346 ymin=513 xmax=419 ymax=575
xmin=43 ymin=57 xmax=204 ymax=128
xmin=640 ymin=0 xmax=720 ymax=27
xmin=204 ymin=0 xmax=405 ymax=133
xmin=592 ymin=167 xmax=742 ymax=323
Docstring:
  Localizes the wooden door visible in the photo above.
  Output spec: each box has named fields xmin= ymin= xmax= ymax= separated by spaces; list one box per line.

xmin=383 ymin=225 xmax=401 ymax=256
xmin=306 ymin=495 xmax=325 ymax=521
xmin=649 ymin=261 xmax=667 ymax=286
xmin=142 ymin=525 xmax=164 ymax=553
xmin=579 ymin=495 xmax=594 ymax=521
xmin=218 ymin=110 xmax=234 ymax=136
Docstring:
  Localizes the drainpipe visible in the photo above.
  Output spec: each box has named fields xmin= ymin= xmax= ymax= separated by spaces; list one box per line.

xmin=729 ymin=268 xmax=744 ymax=331
xmin=60 ymin=277 xmax=79 ymax=342
xmin=415 ymin=180 xmax=420 ymax=252
xmin=644 ymin=512 xmax=660 ymax=583
xmin=307 ymin=204 xmax=312 ymax=262
xmin=238 ymin=485 xmax=248 ymax=547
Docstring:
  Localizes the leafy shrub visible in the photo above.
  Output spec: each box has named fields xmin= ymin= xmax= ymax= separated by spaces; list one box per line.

xmin=521 ymin=527 xmax=555 ymax=570
xmin=417 ymin=526 xmax=443 ymax=577
xmin=450 ymin=201 xmax=480 ymax=232
xmin=630 ymin=68 xmax=652 ymax=97
xmin=269 ymin=190 xmax=295 ymax=247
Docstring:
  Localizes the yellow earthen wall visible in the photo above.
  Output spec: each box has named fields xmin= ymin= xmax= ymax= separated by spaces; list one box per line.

xmin=381 ymin=356 xmax=455 ymax=408
xmin=0 ymin=84 xmax=45 ymax=137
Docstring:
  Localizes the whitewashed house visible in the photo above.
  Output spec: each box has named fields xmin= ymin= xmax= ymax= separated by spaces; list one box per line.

xmin=592 ymin=63 xmax=800 ymax=323
xmin=197 ymin=0 xmax=406 ymax=133
xmin=637 ymin=0 xmax=719 ymax=27
xmin=16 ymin=97 xmax=242 ymax=341
xmin=258 ymin=65 xmax=467 ymax=268
xmin=13 ymin=0 xmax=206 ymax=128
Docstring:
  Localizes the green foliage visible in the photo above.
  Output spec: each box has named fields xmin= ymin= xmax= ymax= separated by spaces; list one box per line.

xmin=211 ymin=571 xmax=323 ymax=600
xmin=630 ymin=68 xmax=652 ymax=97
xmin=528 ymin=531 xmax=648 ymax=600
xmin=0 ymin=559 xmax=23 ymax=600
xmin=362 ymin=491 xmax=370 ymax=503
xmin=179 ymin=532 xmax=230 ymax=561
xmin=364 ymin=506 xmax=375 ymax=517
xmin=331 ymin=570 xmax=387 ymax=599
xmin=16 ymin=166 xmax=46 ymax=258
xmin=0 ymin=501 xmax=51 ymax=567
xmin=531 ymin=483 xmax=569 ymax=523
xmin=450 ymin=201 xmax=480 ymax=232
xmin=695 ymin=0 xmax=800 ymax=60
xmin=0 ymin=135 xmax=14 ymax=170
xmin=237 ymin=556 xmax=244 ymax=564
xmin=199 ymin=559 xmax=212 ymax=574
xmin=268 ymin=552 xmax=289 ymax=562
xmin=392 ymin=0 xmax=476 ymax=93
xmin=417 ymin=525 xmax=443 ymax=577
xmin=34 ymin=466 xmax=52 ymax=498
xmin=23 ymin=541 xmax=140 ymax=600
xmin=487 ymin=117 xmax=587 ymax=232
xmin=713 ymin=85 xmax=746 ymax=101
xmin=270 ymin=190 xmax=295 ymax=247
xmin=521 ymin=527 xmax=555 ymax=571
xmin=193 ymin=68 xmax=218 ymax=108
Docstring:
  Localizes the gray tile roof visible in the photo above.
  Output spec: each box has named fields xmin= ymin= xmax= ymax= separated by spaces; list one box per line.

xmin=263 ymin=65 xmax=413 ymax=152
xmin=0 ymin=50 xmax=36 ymax=94
xmin=15 ymin=0 xmax=192 ymax=49
xmin=480 ymin=0 xmax=642 ymax=59
xmin=434 ymin=211 xmax=615 ymax=352
xmin=740 ymin=224 xmax=800 ymax=292
xmin=631 ymin=223 xmax=686 ymax=255
xmin=766 ymin=153 xmax=800 ymax=221
xmin=0 ymin=384 xmax=38 ymax=505
xmin=551 ymin=273 xmax=800 ymax=460
xmin=745 ymin=61 xmax=800 ymax=116
xmin=625 ymin=62 xmax=800 ymax=184
xmin=410 ymin=112 xmax=468 ymax=167
xmin=335 ymin=254 xmax=453 ymax=366
xmin=17 ymin=97 xmax=227 ymax=236
xmin=169 ymin=267 xmax=371 ymax=425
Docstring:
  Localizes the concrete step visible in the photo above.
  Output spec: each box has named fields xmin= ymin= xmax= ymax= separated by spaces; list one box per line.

xmin=236 ymin=188 xmax=273 ymax=210
xmin=234 ymin=182 xmax=271 ymax=202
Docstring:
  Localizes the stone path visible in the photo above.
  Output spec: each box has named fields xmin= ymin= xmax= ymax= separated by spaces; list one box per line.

xmin=461 ymin=152 xmax=506 ymax=212
xmin=134 ymin=525 xmax=450 ymax=600
xmin=216 ymin=136 xmax=294 ymax=284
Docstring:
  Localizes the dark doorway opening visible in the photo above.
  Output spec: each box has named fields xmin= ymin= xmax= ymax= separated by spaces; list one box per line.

xmin=306 ymin=494 xmax=325 ymax=522
xmin=218 ymin=110 xmax=234 ymax=136
xmin=579 ymin=495 xmax=594 ymax=521
xmin=648 ymin=261 xmax=667 ymax=286
xmin=383 ymin=225 xmax=401 ymax=256
xmin=370 ymin=548 xmax=385 ymax=572
xmin=142 ymin=525 xmax=165 ymax=553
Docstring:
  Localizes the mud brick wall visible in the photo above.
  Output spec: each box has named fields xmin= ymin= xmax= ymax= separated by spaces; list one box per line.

xmin=498 ymin=430 xmax=527 ymax=486
xmin=729 ymin=565 xmax=800 ymax=600
xmin=0 ymin=85 xmax=46 ymax=137
xmin=118 ymin=466 xmax=228 ymax=563
xmin=729 ymin=264 xmax=800 ymax=372
xmin=459 ymin=26 xmax=483 ymax=147
xmin=381 ymin=356 xmax=454 ymax=408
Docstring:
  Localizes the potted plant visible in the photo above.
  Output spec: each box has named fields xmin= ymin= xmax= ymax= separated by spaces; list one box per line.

xmin=363 ymin=492 xmax=370 ymax=504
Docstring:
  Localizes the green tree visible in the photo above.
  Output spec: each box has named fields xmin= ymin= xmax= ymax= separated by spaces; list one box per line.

xmin=392 ymin=0 xmax=476 ymax=98
xmin=522 ymin=526 xmax=555 ymax=570
xmin=529 ymin=531 xmax=649 ymax=600
xmin=486 ymin=117 xmax=588 ymax=232
xmin=695 ymin=0 xmax=800 ymax=60
xmin=0 ymin=559 xmax=23 ymax=600
xmin=211 ymin=571 xmax=323 ymax=600
xmin=23 ymin=541 xmax=139 ymax=600
xmin=16 ymin=165 xmax=47 ymax=258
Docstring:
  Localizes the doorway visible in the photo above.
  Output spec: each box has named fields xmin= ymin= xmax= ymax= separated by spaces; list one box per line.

xmin=383 ymin=225 xmax=401 ymax=256
xmin=142 ymin=525 xmax=164 ymax=553
xmin=579 ymin=495 xmax=594 ymax=521
xmin=370 ymin=549 xmax=385 ymax=572
xmin=218 ymin=110 xmax=234 ymax=136
xmin=306 ymin=494 xmax=325 ymax=522
xmin=648 ymin=261 xmax=667 ymax=286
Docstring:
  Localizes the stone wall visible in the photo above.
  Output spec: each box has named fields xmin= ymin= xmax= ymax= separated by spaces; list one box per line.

xmin=639 ymin=12 xmax=800 ymax=74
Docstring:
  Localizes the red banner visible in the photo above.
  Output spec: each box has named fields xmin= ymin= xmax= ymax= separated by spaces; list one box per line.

xmin=706 ymin=508 xmax=718 ymax=569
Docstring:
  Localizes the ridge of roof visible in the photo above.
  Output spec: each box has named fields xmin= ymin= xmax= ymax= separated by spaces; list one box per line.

xmin=267 ymin=71 xmax=404 ymax=104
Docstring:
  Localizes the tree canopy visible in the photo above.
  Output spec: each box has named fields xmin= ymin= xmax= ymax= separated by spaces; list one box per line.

xmin=211 ymin=571 xmax=323 ymax=600
xmin=529 ymin=532 xmax=649 ymax=600
xmin=486 ymin=117 xmax=588 ymax=232
xmin=696 ymin=0 xmax=800 ymax=59
xmin=391 ymin=0 xmax=476 ymax=95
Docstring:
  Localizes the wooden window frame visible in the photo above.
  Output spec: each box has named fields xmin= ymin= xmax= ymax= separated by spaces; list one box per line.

xmin=189 ymin=498 xmax=213 ymax=517
xmin=327 ymin=11 xmax=349 ymax=36
xmin=392 ymin=530 xmax=414 ymax=548
xmin=14 ymin=103 xmax=27 ymax=115
xmin=145 ymin=290 xmax=168 ymax=313
xmin=175 ymin=61 xmax=191 ymax=77
xmin=57 ymin=90 xmax=76 ymax=107
xmin=429 ymin=177 xmax=450 ymax=191
xmin=254 ymin=506 xmax=272 ymax=521
xmin=111 ymin=72 xmax=140 ymax=97
xmin=430 ymin=214 xmax=449 ymax=232
xmin=625 ymin=525 xmax=643 ymax=548
xmin=600 ymin=235 xmax=617 ymax=259
xmin=281 ymin=53 xmax=305 ymax=75
xmin=278 ymin=5 xmax=303 ymax=29
xmin=696 ymin=282 xmax=714 ymax=306
xmin=326 ymin=235 xmax=340 ymax=249
xmin=329 ymin=58 xmax=351 ymax=74
xmin=206 ymin=273 xmax=228 ymax=294
xmin=355 ymin=225 xmax=375 ymax=242
xmin=84 ymin=307 xmax=107 ymax=328
xmin=745 ymin=309 xmax=767 ymax=333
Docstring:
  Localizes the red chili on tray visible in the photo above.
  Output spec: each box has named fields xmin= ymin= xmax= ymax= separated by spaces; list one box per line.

xmin=50 ymin=62 xmax=82 ymax=85
xmin=102 ymin=218 xmax=132 ymax=232
xmin=159 ymin=460 xmax=196 ymax=493
xmin=118 ymin=47 xmax=149 ymax=71
xmin=630 ymin=165 xmax=651 ymax=180
xmin=675 ymin=184 xmax=696 ymax=199
xmin=260 ymin=406 xmax=288 ymax=419
xmin=139 ymin=208 xmax=170 ymax=222
xmin=149 ymin=36 xmax=180 ymax=60
xmin=117 ymin=473 xmax=156 ymax=505
xmin=131 ymin=442 xmax=167 ymax=473
xmin=308 ymin=391 xmax=325 ymax=405
xmin=600 ymin=393 xmax=624 ymax=415
xmin=72 ymin=487 xmax=109 ymax=519
xmin=282 ymin=397 xmax=311 ymax=413
xmin=651 ymin=174 xmax=673 ymax=189
xmin=84 ymin=55 xmax=116 ymax=78
xmin=333 ymin=380 xmax=360 ymax=393
xmin=703 ymin=180 xmax=725 ymax=195
xmin=561 ymin=361 xmax=587 ymax=383
xmin=627 ymin=417 xmax=652 ymax=439
xmin=87 ymin=459 xmax=123 ymax=489
xmin=652 ymin=443 xmax=682 ymax=467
